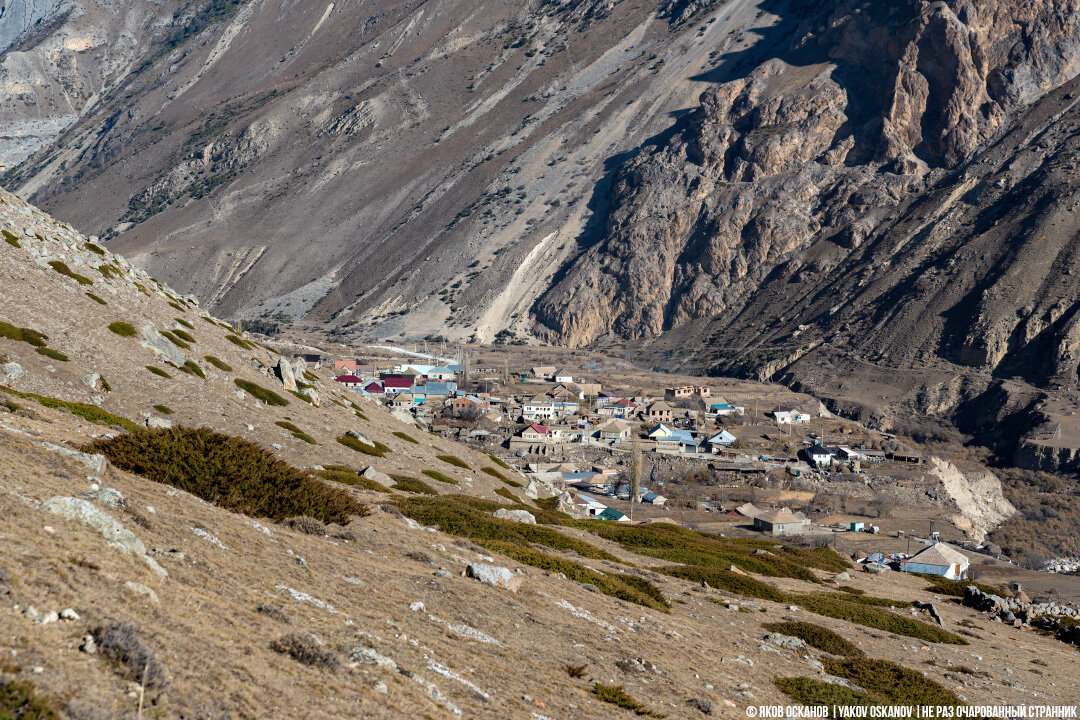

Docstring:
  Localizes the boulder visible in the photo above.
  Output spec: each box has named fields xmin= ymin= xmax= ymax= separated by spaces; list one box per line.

xmin=346 ymin=430 xmax=375 ymax=446
xmin=36 ymin=442 xmax=107 ymax=473
xmin=81 ymin=373 xmax=101 ymax=391
xmin=276 ymin=358 xmax=297 ymax=392
xmin=1 ymin=362 xmax=23 ymax=381
xmin=465 ymin=563 xmax=521 ymax=592
xmin=493 ymin=508 xmax=536 ymax=525
xmin=41 ymin=496 xmax=167 ymax=577
xmin=763 ymin=633 xmax=807 ymax=652
xmin=835 ymin=571 xmax=850 ymax=582
xmin=361 ymin=466 xmax=391 ymax=484
xmin=140 ymin=324 xmax=184 ymax=367
xmin=145 ymin=416 xmax=173 ymax=429
xmin=76 ymin=488 xmax=125 ymax=507
xmin=301 ymin=387 xmax=319 ymax=407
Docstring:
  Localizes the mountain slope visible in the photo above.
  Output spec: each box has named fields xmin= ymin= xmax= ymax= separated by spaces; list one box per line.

xmin=3 ymin=0 xmax=766 ymax=341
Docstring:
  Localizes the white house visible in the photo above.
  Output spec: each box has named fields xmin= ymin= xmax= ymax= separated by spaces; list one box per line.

xmin=554 ymin=370 xmax=574 ymax=383
xmin=707 ymin=430 xmax=737 ymax=450
xmin=522 ymin=397 xmax=556 ymax=420
xmin=807 ymin=445 xmax=839 ymax=467
xmin=902 ymin=543 xmax=970 ymax=580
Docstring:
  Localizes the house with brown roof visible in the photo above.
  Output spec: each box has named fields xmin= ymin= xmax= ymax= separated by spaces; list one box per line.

xmin=645 ymin=401 xmax=673 ymax=423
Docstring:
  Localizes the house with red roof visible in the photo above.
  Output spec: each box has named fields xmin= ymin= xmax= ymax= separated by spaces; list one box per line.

xmin=333 ymin=374 xmax=363 ymax=388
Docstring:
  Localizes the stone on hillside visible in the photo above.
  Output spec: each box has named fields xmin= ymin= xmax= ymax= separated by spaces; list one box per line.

xmin=60 ymin=608 xmax=80 ymax=621
xmin=466 ymin=563 xmax=521 ymax=592
xmin=276 ymin=357 xmax=297 ymax=392
xmin=361 ymin=466 xmax=391 ymax=484
xmin=346 ymin=430 xmax=375 ymax=446
xmin=40 ymin=496 xmax=167 ymax=577
xmin=347 ymin=646 xmax=399 ymax=672
xmin=76 ymin=488 xmax=125 ymax=507
xmin=145 ymin=416 xmax=173 ymax=429
xmin=2 ymin=362 xmax=23 ymax=381
xmin=524 ymin=479 xmax=541 ymax=500
xmin=36 ymin=442 xmax=107 ymax=473
xmin=140 ymin=324 xmax=184 ymax=367
xmin=301 ymin=387 xmax=319 ymax=406
xmin=493 ymin=508 xmax=536 ymax=525
xmin=763 ymin=633 xmax=807 ymax=652
xmin=81 ymin=373 xmax=101 ymax=391
xmin=390 ymin=408 xmax=413 ymax=425
xmin=820 ymin=673 xmax=867 ymax=693
xmin=124 ymin=581 xmax=160 ymax=604
xmin=835 ymin=571 xmax=850 ymax=582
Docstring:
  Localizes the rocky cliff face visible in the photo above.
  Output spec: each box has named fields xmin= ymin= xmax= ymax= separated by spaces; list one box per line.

xmin=535 ymin=0 xmax=1080 ymax=345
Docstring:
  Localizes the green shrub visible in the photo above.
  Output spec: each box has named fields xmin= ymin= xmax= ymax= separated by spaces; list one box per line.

xmin=108 ymin=321 xmax=137 ymax=337
xmin=1 ymin=230 xmax=20 ymax=248
xmin=591 ymin=684 xmax=664 ymax=716
xmin=85 ymin=427 xmax=365 ymax=523
xmin=790 ymin=594 xmax=966 ymax=644
xmin=395 ymin=495 xmax=619 ymax=562
xmin=422 ymin=469 xmax=458 ymax=485
xmin=172 ymin=328 xmax=196 ymax=344
xmin=153 ymin=405 xmax=174 ymax=415
xmin=437 ymin=454 xmax=470 ymax=469
xmin=146 ymin=366 xmax=171 ymax=378
xmin=917 ymin=574 xmax=1000 ymax=598
xmin=0 ymin=679 xmax=60 ymax=719
xmin=35 ymin=347 xmax=67 ymax=361
xmin=774 ymin=677 xmax=877 ymax=711
xmin=479 ymin=464 xmax=520 ymax=487
xmin=179 ymin=360 xmax=206 ymax=378
xmin=822 ymin=658 xmax=964 ymax=706
xmin=48 ymin=260 xmax=93 ymax=285
xmin=98 ymin=264 xmax=117 ymax=279
xmin=226 ymin=335 xmax=253 ymax=349
xmin=159 ymin=329 xmax=190 ymax=349
xmin=487 ymin=453 xmax=510 ymax=469
xmin=234 ymin=379 xmax=289 ymax=406
xmin=390 ymin=475 xmax=438 ymax=495
xmin=83 ymin=242 xmax=106 ymax=255
xmin=168 ymin=301 xmax=185 ymax=312
xmin=0 ymin=321 xmax=47 ymax=347
xmin=661 ymin=566 xmax=787 ymax=602
xmin=1 ymin=386 xmax=138 ymax=431
xmin=175 ymin=318 xmax=194 ymax=329
xmin=393 ymin=430 xmax=419 ymax=444
xmin=276 ymin=421 xmax=316 ymax=445
xmin=86 ymin=292 xmax=107 ymax=305
xmin=337 ymin=434 xmax=387 ymax=457
xmin=762 ymin=621 xmax=863 ymax=657
xmin=204 ymin=355 xmax=232 ymax=371
xmin=494 ymin=487 xmax=518 ymax=502
xmin=317 ymin=466 xmax=388 ymax=493
xmin=289 ymin=390 xmax=312 ymax=404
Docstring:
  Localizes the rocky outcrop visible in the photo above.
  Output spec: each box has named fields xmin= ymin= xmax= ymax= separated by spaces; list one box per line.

xmin=536 ymin=0 xmax=1080 ymax=345
xmin=928 ymin=458 xmax=1016 ymax=543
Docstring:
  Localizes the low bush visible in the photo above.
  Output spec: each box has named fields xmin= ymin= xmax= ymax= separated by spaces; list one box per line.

xmin=761 ymin=621 xmax=863 ymax=657
xmin=481 ymin=466 xmax=516 ymax=485
xmin=393 ymin=430 xmax=419 ymax=444
xmin=108 ymin=321 xmax=137 ymax=337
xmin=86 ymin=292 xmax=107 ymax=305
xmin=289 ymin=390 xmax=312 ymax=404
xmin=234 ymin=379 xmax=289 ymax=406
xmin=661 ymin=566 xmax=787 ymax=602
xmin=146 ymin=366 xmax=171 ymax=379
xmin=437 ymin=454 xmax=470 ymax=469
xmin=422 ymin=469 xmax=458 ymax=485
xmin=774 ymin=677 xmax=877 ymax=710
xmin=0 ymin=321 xmax=47 ymax=347
xmin=487 ymin=453 xmax=510 ymax=469
xmin=390 ymin=475 xmax=438 ymax=495
xmin=91 ymin=621 xmax=167 ymax=689
xmin=336 ymin=434 xmax=386 ymax=457
xmin=918 ymin=574 xmax=1000 ymax=598
xmin=317 ymin=465 xmax=388 ymax=493
xmin=172 ymin=328 xmax=196 ymax=344
xmin=159 ymin=330 xmax=190 ymax=350
xmin=49 ymin=260 xmax=93 ymax=285
xmin=276 ymin=421 xmax=316 ymax=445
xmin=153 ymin=405 xmax=174 ymax=415
xmin=84 ymin=427 xmax=366 ymax=523
xmin=1 ymin=386 xmax=138 ymax=431
xmin=494 ymin=487 xmax=518 ymax=502
xmin=1 ymin=230 xmax=20 ymax=248
xmin=35 ymin=347 xmax=67 ymax=361
xmin=179 ymin=360 xmax=206 ymax=379
xmin=84 ymin=242 xmax=105 ymax=255
xmin=256 ymin=604 xmax=291 ymax=624
xmin=0 ymin=680 xmax=59 ymax=719
xmin=175 ymin=318 xmax=194 ymax=329
xmin=592 ymin=684 xmax=664 ymax=717
xmin=226 ymin=335 xmax=253 ymax=349
xmin=270 ymin=634 xmax=338 ymax=669
xmin=204 ymin=355 xmax=232 ymax=371
xmin=822 ymin=658 xmax=964 ymax=706
xmin=790 ymin=594 xmax=965 ymax=644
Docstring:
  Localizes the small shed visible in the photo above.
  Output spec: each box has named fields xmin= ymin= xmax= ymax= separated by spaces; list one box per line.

xmin=753 ymin=509 xmax=808 ymax=536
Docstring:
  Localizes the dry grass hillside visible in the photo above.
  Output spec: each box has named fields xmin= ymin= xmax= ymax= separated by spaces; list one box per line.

xmin=1 ymin=187 xmax=1078 ymax=718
